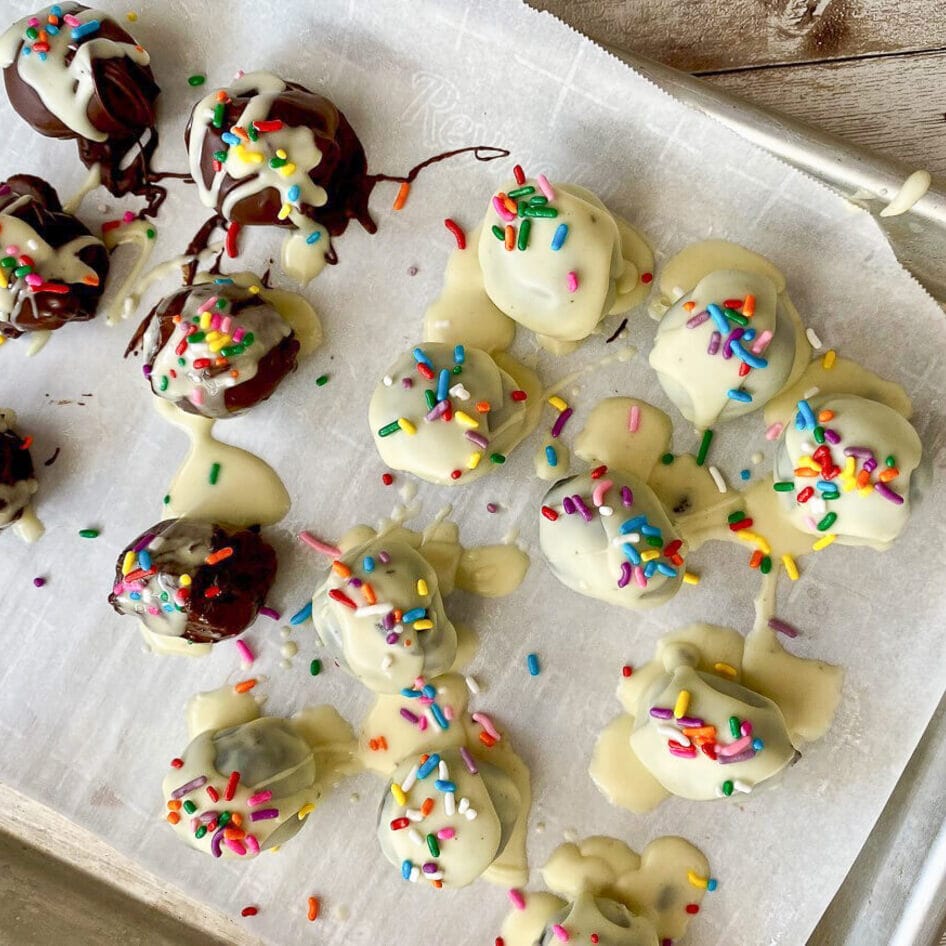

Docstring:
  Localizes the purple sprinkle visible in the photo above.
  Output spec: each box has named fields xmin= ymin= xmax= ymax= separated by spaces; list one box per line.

xmin=426 ymin=400 xmax=449 ymax=421
xmin=465 ymin=430 xmax=489 ymax=449
xmin=422 ymin=863 xmax=438 ymax=874
xmin=381 ymin=612 xmax=396 ymax=632
xmin=210 ymin=827 xmax=225 ymax=858
xmin=250 ymin=808 xmax=279 ymax=822
xmin=199 ymin=810 xmax=219 ymax=823
xmin=676 ymin=717 xmax=705 ymax=728
xmin=550 ymin=407 xmax=573 ymax=438
xmin=686 ymin=309 xmax=710 ymax=329
xmin=486 ymin=502 xmax=498 ymax=513
xmin=348 ymin=577 xmax=363 ymax=588
xmin=142 ymin=364 xmax=152 ymax=378
xmin=768 ymin=617 xmax=799 ymax=638
xmin=132 ymin=533 xmax=155 ymax=553
xmin=875 ymin=482 xmax=904 ymax=505
xmin=378 ymin=551 xmax=391 ymax=564
xmin=32 ymin=577 xmax=46 ymax=588
xmin=843 ymin=446 xmax=872 ymax=458
xmin=722 ymin=327 xmax=744 ymax=360
xmin=572 ymin=494 xmax=592 ymax=522
xmin=718 ymin=748 xmax=757 ymax=765
xmin=0 ymin=184 xmax=10 ymax=196
xmin=621 ymin=486 xmax=633 ymax=507
xmin=562 ymin=496 xmax=576 ymax=515
xmin=171 ymin=776 xmax=207 ymax=799
xmin=649 ymin=706 xmax=673 ymax=720
xmin=459 ymin=746 xmax=478 ymax=774
xmin=617 ymin=561 xmax=631 ymax=588
xmin=400 ymin=708 xmax=420 ymax=724
xmin=258 ymin=606 xmax=280 ymax=620
xmin=707 ymin=331 xmax=721 ymax=355
xmin=386 ymin=632 xmax=399 ymax=644
xmin=401 ymin=377 xmax=413 ymax=389
xmin=863 ymin=457 xmax=878 ymax=473
xmin=823 ymin=428 xmax=841 ymax=445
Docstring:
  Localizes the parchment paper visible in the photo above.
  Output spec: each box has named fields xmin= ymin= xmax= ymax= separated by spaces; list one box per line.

xmin=0 ymin=2 xmax=944 ymax=945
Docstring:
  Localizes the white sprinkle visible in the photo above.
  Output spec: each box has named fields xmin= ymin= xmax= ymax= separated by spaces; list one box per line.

xmin=425 ymin=870 xmax=444 ymax=880
xmin=810 ymin=498 xmax=827 ymax=516
xmin=444 ymin=792 xmax=456 ymax=816
xmin=408 ymin=828 xmax=424 ymax=847
xmin=465 ymin=675 xmax=481 ymax=695
xmin=465 ymin=808 xmax=478 ymax=820
xmin=449 ymin=383 xmax=470 ymax=400
xmin=733 ymin=779 xmax=753 ymax=794
xmin=400 ymin=766 xmax=418 ymax=792
xmin=432 ymin=320 xmax=450 ymax=329
xmin=355 ymin=603 xmax=393 ymax=618
xmin=383 ymin=375 xmax=393 ymax=386
xmin=438 ymin=760 xmax=449 ymax=780
xmin=458 ymin=796 xmax=470 ymax=814
xmin=801 ymin=441 xmax=815 ymax=454
xmin=406 ymin=808 xmax=424 ymax=822
xmin=805 ymin=327 xmax=823 ymax=349
xmin=751 ymin=451 xmax=763 ymax=465
xmin=381 ymin=655 xmax=393 ymax=672
xmin=409 ymin=866 xmax=421 ymax=883
xmin=657 ymin=724 xmax=689 ymax=745
xmin=598 ymin=505 xmax=613 ymax=517
xmin=611 ymin=533 xmax=640 ymax=547
xmin=803 ymin=386 xmax=821 ymax=400
xmin=709 ymin=465 xmax=727 ymax=493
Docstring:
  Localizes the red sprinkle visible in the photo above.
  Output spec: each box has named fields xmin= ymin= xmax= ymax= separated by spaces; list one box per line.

xmin=19 ymin=435 xmax=33 ymax=450
xmin=381 ymin=472 xmax=394 ymax=486
xmin=443 ymin=218 xmax=466 ymax=250
xmin=224 ymin=770 xmax=240 ymax=801
xmin=510 ymin=390 xmax=528 ymax=401
xmin=417 ymin=363 xmax=435 ymax=381
xmin=590 ymin=465 xmax=608 ymax=479
xmin=390 ymin=817 xmax=410 ymax=830
xmin=640 ymin=271 xmax=653 ymax=284
xmin=723 ymin=298 xmax=743 ymax=309
xmin=252 ymin=119 xmax=283 ymax=133
xmin=797 ymin=486 xmax=815 ymax=503
xmin=686 ymin=904 xmax=700 ymax=915
xmin=328 ymin=589 xmax=358 ymax=610
xmin=496 ymin=938 xmax=506 ymax=946
xmin=170 ymin=758 xmax=184 ymax=769
xmin=225 ymin=221 xmax=241 ymax=259
xmin=664 ymin=539 xmax=683 ymax=556
xmin=241 ymin=907 xmax=258 ymax=918
xmin=512 ymin=164 xmax=525 ymax=185
xmin=728 ymin=518 xmax=753 ymax=532
xmin=621 ymin=665 xmax=633 ymax=678
xmin=206 ymin=786 xmax=220 ymax=803
xmin=450 ymin=469 xmax=462 ymax=480
xmin=540 ymin=505 xmax=559 ymax=522
xmin=738 ymin=361 xmax=751 ymax=377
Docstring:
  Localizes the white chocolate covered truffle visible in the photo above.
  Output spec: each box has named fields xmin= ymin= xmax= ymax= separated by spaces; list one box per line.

xmin=312 ymin=538 xmax=457 ymax=693
xmin=773 ymin=393 xmax=921 ymax=549
xmin=539 ymin=470 xmax=686 ymax=609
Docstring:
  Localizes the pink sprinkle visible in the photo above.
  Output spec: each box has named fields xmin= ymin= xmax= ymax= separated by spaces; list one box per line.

xmin=28 ymin=17 xmax=40 ymax=26
xmin=245 ymin=835 xmax=260 ymax=855
xmin=210 ymin=313 xmax=222 ymax=331
xmin=196 ymin=295 xmax=218 ymax=314
xmin=258 ymin=606 xmax=281 ymax=620
xmin=718 ymin=735 xmax=752 ymax=757
xmin=298 ymin=531 xmax=341 ymax=557
xmin=442 ymin=705 xmax=455 ymax=721
xmin=634 ymin=566 xmax=647 ymax=588
xmin=628 ymin=404 xmax=640 ymax=432
xmin=235 ymin=639 xmax=254 ymax=665
xmin=24 ymin=273 xmax=42 ymax=287
xmin=592 ymin=479 xmax=613 ymax=507
xmin=418 ymin=716 xmax=428 ymax=731
xmin=566 ymin=271 xmax=579 ymax=293
xmin=232 ymin=326 xmax=246 ymax=343
xmin=751 ymin=330 xmax=773 ymax=354
xmin=146 ymin=606 xmax=160 ymax=615
xmin=224 ymin=838 xmax=247 ymax=856
xmin=220 ymin=316 xmax=232 ymax=334
xmin=536 ymin=174 xmax=555 ymax=200
xmin=740 ymin=720 xmax=753 ymax=737
xmin=189 ymin=387 xmax=205 ymax=406
xmin=437 ymin=827 xmax=456 ymax=840
xmin=122 ymin=210 xmax=136 ymax=223
xmin=5 ymin=245 xmax=18 ymax=255
xmin=247 ymin=790 xmax=272 ymax=808
xmin=63 ymin=13 xmax=80 ymax=25
xmin=551 ymin=924 xmax=570 ymax=942
xmin=492 ymin=195 xmax=515 ymax=222
xmin=472 ymin=712 xmax=501 ymax=741
xmin=508 ymin=889 xmax=526 ymax=911
xmin=765 ymin=422 xmax=784 ymax=441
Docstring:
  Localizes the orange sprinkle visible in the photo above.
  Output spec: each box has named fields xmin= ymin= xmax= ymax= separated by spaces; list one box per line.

xmin=856 ymin=469 xmax=871 ymax=487
xmin=682 ymin=726 xmax=717 ymax=741
xmin=475 ymin=401 xmax=491 ymax=413
xmin=81 ymin=274 xmax=100 ymax=286
xmin=167 ymin=799 xmax=182 ymax=811
xmin=504 ymin=225 xmax=515 ymax=251
xmin=215 ymin=90 xmax=228 ymax=102
xmin=421 ymin=798 xmax=434 ymax=816
xmin=501 ymin=195 xmax=517 ymax=214
xmin=230 ymin=369 xmax=240 ymax=378
xmin=403 ymin=639 xmax=412 ymax=647
xmin=230 ymin=812 xmax=243 ymax=827
xmin=743 ymin=294 xmax=756 ymax=317
xmin=234 ymin=679 xmax=257 ymax=694
xmin=879 ymin=467 xmax=899 ymax=482
xmin=432 ymin=880 xmax=444 ymax=889
xmin=378 ymin=736 xmax=388 ymax=750
xmin=817 ymin=409 xmax=835 ymax=423
xmin=20 ymin=435 xmax=33 ymax=450
xmin=224 ymin=827 xmax=246 ymax=841
xmin=166 ymin=811 xmax=181 ymax=825
xmin=362 ymin=582 xmax=377 ymax=605
xmin=683 ymin=301 xmax=696 ymax=311
xmin=307 ymin=897 xmax=320 ymax=922
xmin=332 ymin=561 xmax=352 ymax=578
xmin=205 ymin=547 xmax=234 ymax=565
xmin=749 ymin=550 xmax=764 ymax=568
xmin=479 ymin=731 xmax=497 ymax=747
xmin=794 ymin=468 xmax=819 ymax=478
xmin=392 ymin=182 xmax=410 ymax=211
xmin=171 ymin=314 xmax=182 ymax=323
xmin=393 ymin=609 xmax=403 ymax=623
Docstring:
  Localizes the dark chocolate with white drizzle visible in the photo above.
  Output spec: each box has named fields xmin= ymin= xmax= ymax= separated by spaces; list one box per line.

xmin=0 ymin=410 xmax=37 ymax=531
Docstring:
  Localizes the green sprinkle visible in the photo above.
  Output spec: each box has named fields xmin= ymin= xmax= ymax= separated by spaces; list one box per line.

xmin=760 ymin=555 xmax=772 ymax=574
xmin=242 ymin=332 xmax=255 ymax=347
xmin=26 ymin=26 xmax=38 ymax=40
xmin=187 ymin=74 xmax=206 ymax=86
xmin=722 ymin=780 xmax=734 ymax=797
xmin=189 ymin=331 xmax=206 ymax=343
xmin=696 ymin=429 xmax=714 ymax=466
xmin=729 ymin=716 xmax=740 ymax=738
xmin=215 ymin=297 xmax=228 ymax=310
xmin=773 ymin=481 xmax=795 ymax=492
xmin=451 ymin=365 xmax=462 ymax=375
xmin=146 ymin=229 xmax=155 ymax=241
xmin=813 ymin=426 xmax=825 ymax=444
xmin=517 ymin=217 xmax=531 ymax=251
xmin=489 ymin=453 xmax=506 ymax=464
xmin=182 ymin=799 xmax=197 ymax=814
xmin=178 ymin=356 xmax=186 ymax=367
xmin=817 ymin=511 xmax=837 ymax=531
xmin=528 ymin=195 xmax=548 ymax=206
xmin=822 ymin=490 xmax=840 ymax=501
xmin=78 ymin=528 xmax=99 ymax=539
xmin=661 ymin=453 xmax=675 ymax=465
xmin=269 ymin=156 xmax=287 ymax=169
xmin=218 ymin=811 xmax=231 ymax=827
xmin=13 ymin=265 xmax=31 ymax=278
xmin=213 ymin=149 xmax=227 ymax=162
xmin=247 ymin=124 xmax=259 ymax=141
xmin=378 ymin=421 xmax=401 ymax=437
xmin=159 ymin=375 xmax=169 ymax=392
xmin=723 ymin=307 xmax=749 ymax=326
xmin=507 ymin=185 xmax=535 ymax=198
xmin=163 ymin=494 xmax=170 ymax=505
xmin=1 ymin=256 xmax=15 ymax=268
xmin=727 ymin=511 xmax=746 ymax=524
xmin=646 ymin=535 xmax=663 ymax=548
xmin=160 ymin=591 xmax=169 ymax=602
xmin=316 ymin=374 xmax=329 ymax=386
xmin=426 ymin=833 xmax=440 ymax=857
xmin=310 ymin=659 xmax=322 ymax=676
xmin=220 ymin=345 xmax=242 ymax=358
xmin=491 ymin=224 xmax=504 ymax=240
xmin=194 ymin=825 xmax=207 ymax=839
xmin=522 ymin=206 xmax=558 ymax=218
xmin=209 ymin=462 xmax=221 ymax=485
xmin=885 ymin=455 xmax=896 ymax=468
xmin=212 ymin=102 xmax=225 ymax=128
xmin=424 ymin=389 xmax=436 ymax=410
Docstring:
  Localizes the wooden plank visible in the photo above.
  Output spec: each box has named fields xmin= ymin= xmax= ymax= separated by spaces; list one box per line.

xmin=704 ymin=50 xmax=946 ymax=179
xmin=531 ymin=0 xmax=946 ymax=72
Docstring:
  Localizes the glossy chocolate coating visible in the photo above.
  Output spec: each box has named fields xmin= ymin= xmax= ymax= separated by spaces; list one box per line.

xmin=0 ymin=421 xmax=35 ymax=529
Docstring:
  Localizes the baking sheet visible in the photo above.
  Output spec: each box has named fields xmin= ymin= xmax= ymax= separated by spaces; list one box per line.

xmin=1 ymin=2 xmax=945 ymax=944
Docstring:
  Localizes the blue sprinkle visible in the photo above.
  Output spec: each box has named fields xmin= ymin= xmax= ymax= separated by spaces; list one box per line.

xmin=434 ymin=779 xmax=456 ymax=793
xmin=742 ymin=327 xmax=756 ymax=342
xmin=731 ymin=340 xmax=768 ymax=369
xmin=526 ymin=653 xmax=540 ymax=676
xmin=213 ymin=276 xmax=234 ymax=284
xmin=51 ymin=4 xmax=62 ymax=13
xmin=437 ymin=369 xmax=450 ymax=402
xmin=129 ymin=591 xmax=141 ymax=601
xmin=640 ymin=524 xmax=661 ymax=537
xmin=21 ymin=47 xmax=31 ymax=56
xmin=545 ymin=445 xmax=558 ymax=467
xmin=287 ymin=184 xmax=301 ymax=202
xmin=417 ymin=754 xmax=440 ymax=779
xmin=47 ymin=24 xmax=59 ymax=35
xmin=71 ymin=20 xmax=102 ymax=40
xmin=402 ymin=607 xmax=427 ymax=623
xmin=643 ymin=561 xmax=658 ymax=579
xmin=363 ymin=556 xmax=375 ymax=573
xmin=138 ymin=550 xmax=152 ymax=570
xmin=400 ymin=687 xmax=422 ymax=698
xmin=752 ymin=738 xmax=765 ymax=751
xmin=797 ymin=400 xmax=816 ymax=429
xmin=815 ymin=480 xmax=835 ymax=492
xmin=726 ymin=389 xmax=753 ymax=403
xmin=162 ymin=604 xmax=174 ymax=612
xmin=707 ymin=878 xmax=718 ymax=892
xmin=707 ymin=303 xmax=729 ymax=334
xmin=412 ymin=347 xmax=431 ymax=366
xmin=655 ymin=563 xmax=678 ymax=578
xmin=550 ymin=223 xmax=568 ymax=250
xmin=305 ymin=230 xmax=322 ymax=245
xmin=430 ymin=703 xmax=449 ymax=730
xmin=622 ymin=543 xmax=641 ymax=566
xmin=620 ymin=516 xmax=648 ymax=534
xmin=221 ymin=132 xmax=241 ymax=146
xmin=453 ymin=344 xmax=465 ymax=364
xmin=289 ymin=601 xmax=313 ymax=625
xmin=37 ymin=51 xmax=47 ymax=60
xmin=421 ymin=684 xmax=436 ymax=698
xmin=740 ymin=469 xmax=751 ymax=481
xmin=401 ymin=860 xmax=413 ymax=880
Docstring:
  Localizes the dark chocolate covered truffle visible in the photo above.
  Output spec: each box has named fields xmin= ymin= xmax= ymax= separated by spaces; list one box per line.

xmin=108 ymin=518 xmax=277 ymax=646
xmin=0 ymin=174 xmax=108 ymax=338
xmin=0 ymin=409 xmax=37 ymax=532
xmin=1 ymin=3 xmax=160 ymax=198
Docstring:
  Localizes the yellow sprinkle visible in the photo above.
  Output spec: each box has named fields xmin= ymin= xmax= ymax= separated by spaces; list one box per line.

xmin=0 ymin=336 xmax=6 ymax=346
xmin=279 ymin=162 xmax=297 ymax=177
xmin=0 ymin=271 xmax=8 ymax=290
xmin=277 ymin=202 xmax=293 ymax=220
xmin=781 ymin=554 xmax=800 ymax=581
xmin=547 ymin=395 xmax=569 ymax=412
xmin=416 ymin=579 xmax=428 ymax=596
xmin=673 ymin=689 xmax=690 ymax=719
xmin=248 ymin=285 xmax=261 ymax=295
xmin=204 ymin=330 xmax=221 ymax=343
xmin=413 ymin=619 xmax=434 ymax=631
xmin=208 ymin=338 xmax=228 ymax=353
xmin=812 ymin=533 xmax=836 ymax=551
xmin=841 ymin=477 xmax=857 ymax=493
xmin=640 ymin=549 xmax=660 ymax=562
xmin=797 ymin=456 xmax=820 ymax=472
xmin=397 ymin=418 xmax=416 ymax=435
xmin=121 ymin=551 xmax=136 ymax=575
xmin=858 ymin=485 xmax=874 ymax=496
xmin=275 ymin=148 xmax=288 ymax=160
xmin=682 ymin=571 xmax=701 ymax=585
xmin=179 ymin=574 xmax=192 ymax=587
xmin=714 ymin=662 xmax=737 ymax=678
xmin=822 ymin=349 xmax=837 ymax=369
xmin=467 ymin=452 xmax=482 ymax=469
xmin=297 ymin=803 xmax=315 ymax=820
xmin=390 ymin=784 xmax=407 ymax=806
xmin=199 ymin=312 xmax=211 ymax=329
xmin=126 ymin=11 xmax=138 ymax=21
xmin=454 ymin=410 xmax=479 ymax=429
xmin=736 ymin=530 xmax=771 ymax=555
xmin=687 ymin=870 xmax=709 ymax=889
